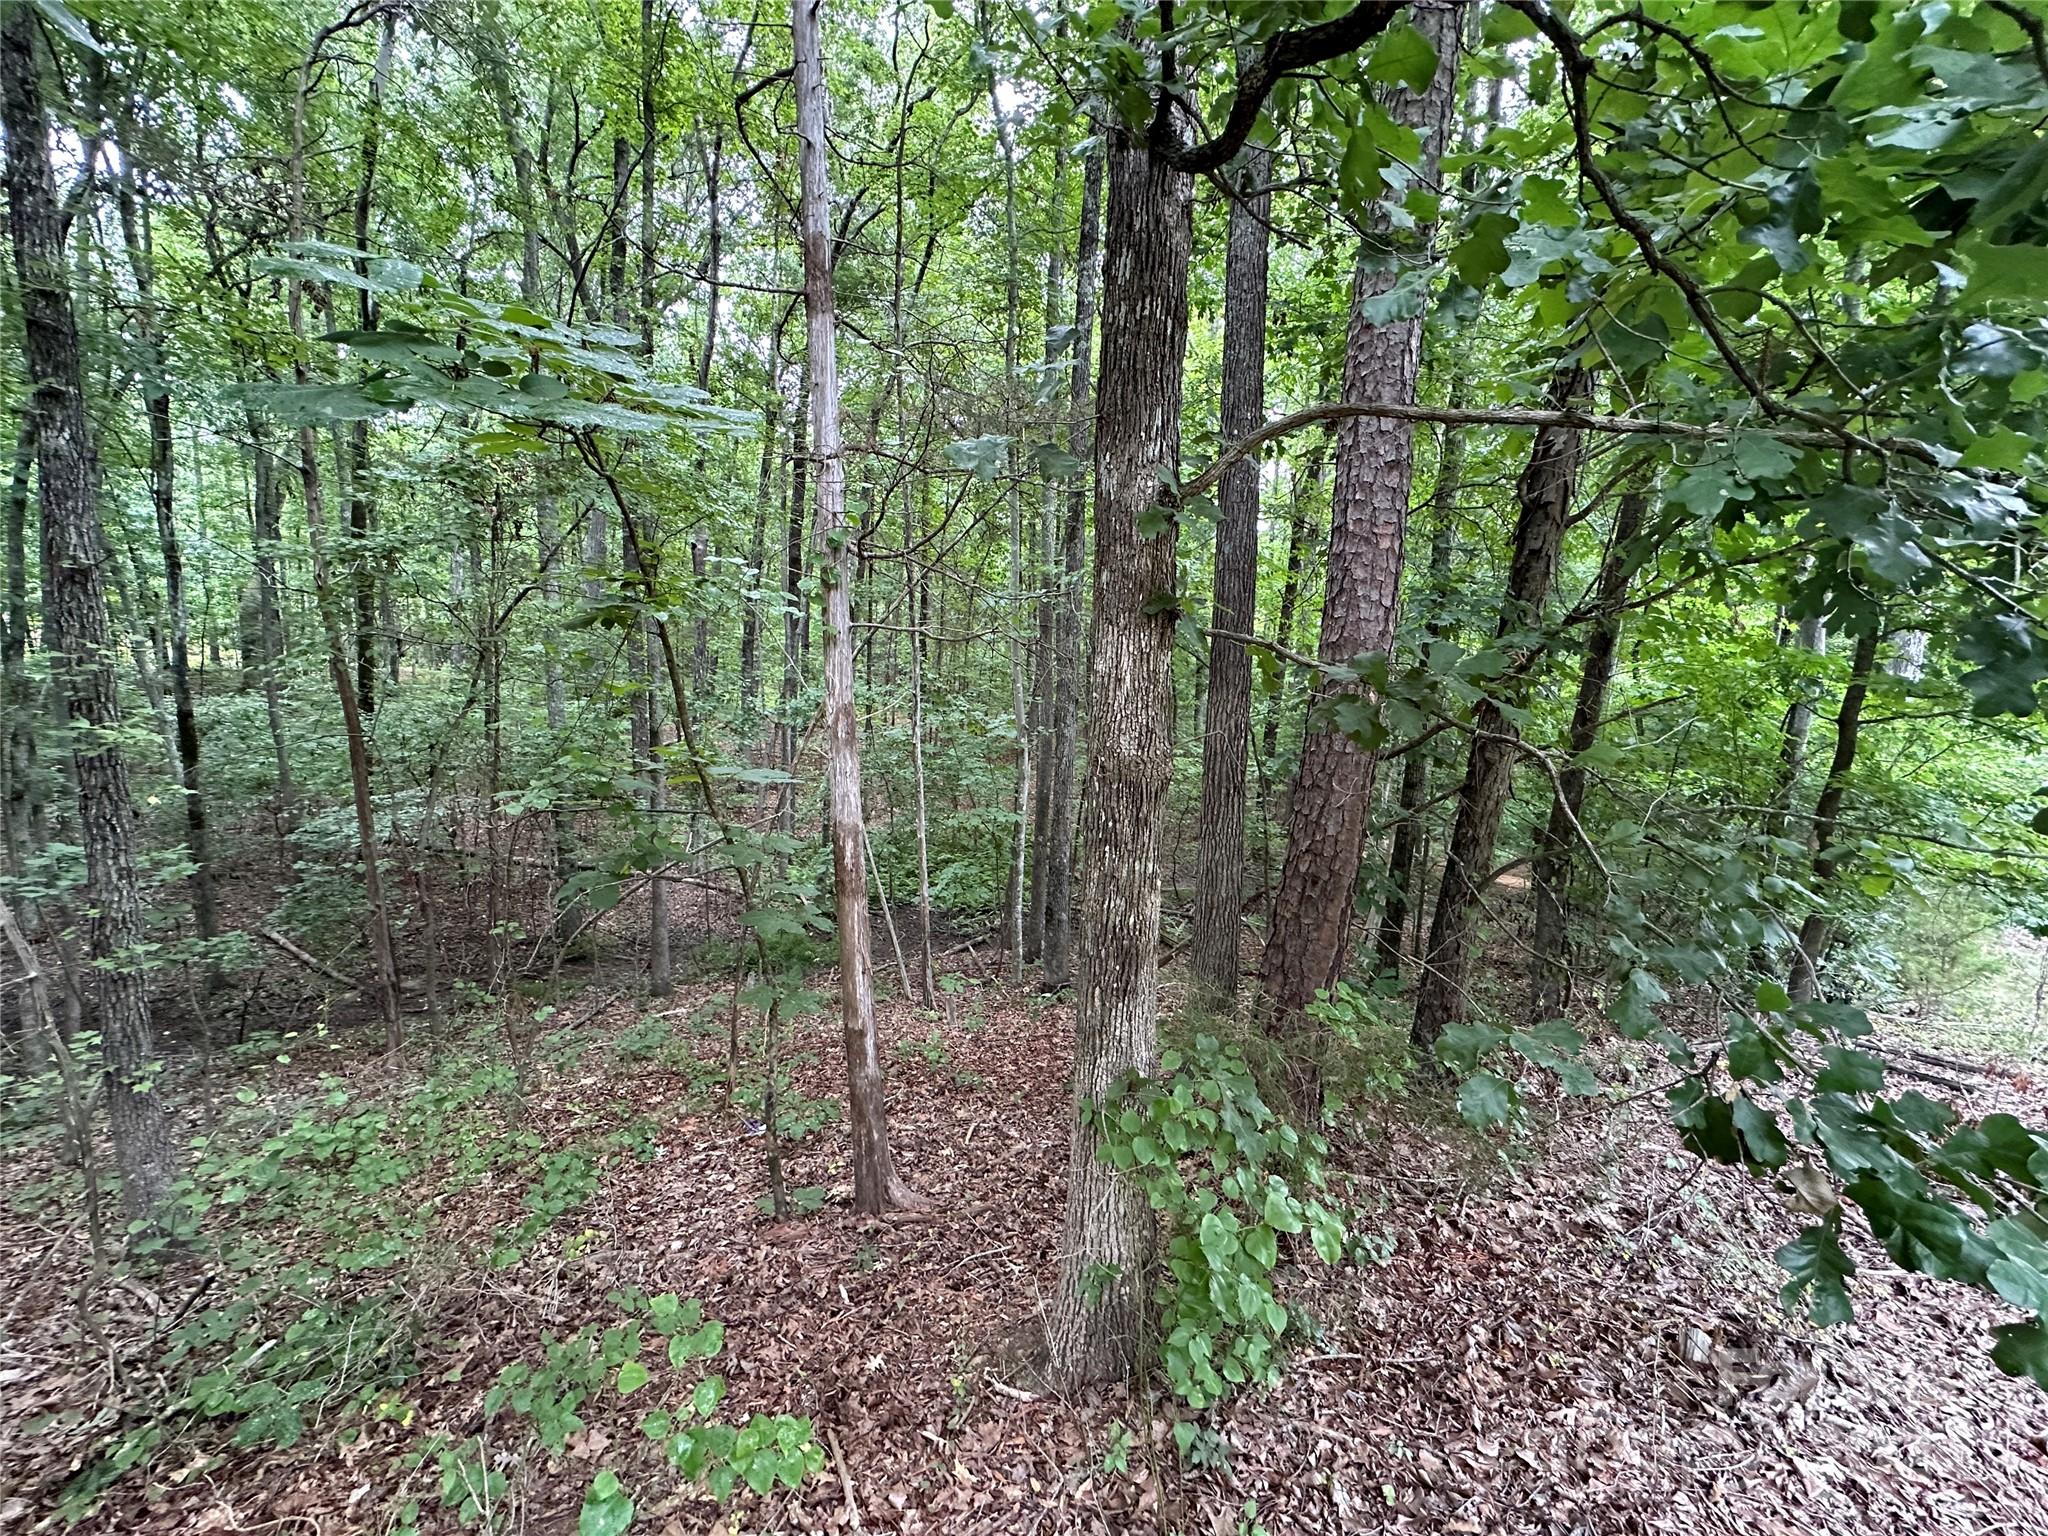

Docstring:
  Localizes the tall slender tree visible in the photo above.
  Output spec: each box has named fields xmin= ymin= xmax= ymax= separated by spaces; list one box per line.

xmin=1189 ymin=143 xmax=1271 ymax=1007
xmin=794 ymin=0 xmax=910 ymax=1213
xmin=2 ymin=4 xmax=174 ymax=1220
xmin=1410 ymin=362 xmax=1591 ymax=1048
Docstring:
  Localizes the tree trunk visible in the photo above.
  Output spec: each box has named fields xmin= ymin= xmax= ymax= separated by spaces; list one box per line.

xmin=1527 ymin=489 xmax=1646 ymax=1022
xmin=1025 ymin=141 xmax=1068 ymax=967
xmin=1 ymin=419 xmax=34 ymax=899
xmin=115 ymin=122 xmax=218 ymax=956
xmin=1041 ymin=141 xmax=1102 ymax=992
xmin=1372 ymin=441 xmax=1461 ymax=979
xmin=795 ymin=0 xmax=908 ymax=1214
xmin=289 ymin=41 xmax=402 ymax=1052
xmin=742 ymin=311 xmax=784 ymax=731
xmin=1045 ymin=120 xmax=1191 ymax=1388
xmin=1261 ymin=5 xmax=1462 ymax=1078
xmin=1789 ymin=628 xmax=1881 ymax=1003
xmin=347 ymin=10 xmax=395 ymax=716
xmin=2 ymin=5 xmax=175 ymax=1221
xmin=1410 ymin=363 xmax=1591 ymax=1050
xmin=1259 ymin=442 xmax=1326 ymax=768
xmin=243 ymin=412 xmax=294 ymax=805
xmin=1189 ymin=146 xmax=1270 ymax=1008
xmin=777 ymin=375 xmax=808 ymax=871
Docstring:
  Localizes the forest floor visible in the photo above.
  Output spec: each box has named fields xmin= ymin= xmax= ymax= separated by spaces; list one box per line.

xmin=4 ymin=948 xmax=2048 ymax=1536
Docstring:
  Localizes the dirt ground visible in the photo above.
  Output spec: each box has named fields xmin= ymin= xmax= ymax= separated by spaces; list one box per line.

xmin=3 ymin=959 xmax=2046 ymax=1536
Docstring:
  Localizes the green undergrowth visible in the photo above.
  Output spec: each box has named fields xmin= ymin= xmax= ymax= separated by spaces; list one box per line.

xmin=33 ymin=1000 xmax=818 ymax=1527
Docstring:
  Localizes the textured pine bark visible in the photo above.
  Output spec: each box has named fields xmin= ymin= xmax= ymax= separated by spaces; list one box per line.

xmin=1411 ymin=363 xmax=1591 ymax=1050
xmin=1040 ymin=145 xmax=1102 ymax=992
xmin=2 ymin=6 xmax=174 ymax=1220
xmin=1260 ymin=0 xmax=1463 ymax=1083
xmin=1528 ymin=489 xmax=1646 ymax=1022
xmin=796 ymin=0 xmax=906 ymax=1214
xmin=1373 ymin=486 xmax=1458 ymax=978
xmin=1045 ymin=124 xmax=1191 ymax=1387
xmin=1190 ymin=146 xmax=1271 ymax=1008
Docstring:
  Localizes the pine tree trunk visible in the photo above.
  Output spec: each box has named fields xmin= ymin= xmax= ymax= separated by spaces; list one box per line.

xmin=1372 ymin=492 xmax=1458 ymax=978
xmin=1041 ymin=142 xmax=1102 ymax=992
xmin=1045 ymin=121 xmax=1190 ymax=1388
xmin=1 ymin=419 xmax=34 ymax=901
xmin=795 ymin=0 xmax=908 ymax=1213
xmin=1189 ymin=147 xmax=1271 ymax=1008
xmin=2 ymin=6 xmax=175 ymax=1220
xmin=1261 ymin=4 xmax=1462 ymax=1084
xmin=1528 ymin=490 xmax=1645 ymax=1022
xmin=1410 ymin=363 xmax=1591 ymax=1050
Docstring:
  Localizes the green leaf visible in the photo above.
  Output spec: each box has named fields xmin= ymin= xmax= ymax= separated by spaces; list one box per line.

xmin=1848 ymin=1179 xmax=1990 ymax=1284
xmin=1778 ymin=1211 xmax=1857 ymax=1326
xmin=578 ymin=1470 xmax=635 ymax=1536
xmin=1816 ymin=1046 xmax=1886 ymax=1096
xmin=1365 ymin=19 xmax=1438 ymax=93
xmin=614 ymin=1360 xmax=650 ymax=1396
xmin=1991 ymin=1320 xmax=2048 ymax=1388
xmin=1434 ymin=1021 xmax=1506 ymax=1073
xmin=945 ymin=434 xmax=1009 ymax=480
xmin=30 ymin=0 xmax=103 ymax=52
xmin=691 ymin=1375 xmax=728 ymax=1418
xmin=1457 ymin=1070 xmax=1516 ymax=1128
xmin=1243 ymin=1224 xmax=1278 ymax=1271
xmin=1733 ymin=1096 xmax=1789 ymax=1169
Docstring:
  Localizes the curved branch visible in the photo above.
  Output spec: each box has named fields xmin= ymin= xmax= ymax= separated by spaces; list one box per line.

xmin=1155 ymin=1 xmax=1403 ymax=174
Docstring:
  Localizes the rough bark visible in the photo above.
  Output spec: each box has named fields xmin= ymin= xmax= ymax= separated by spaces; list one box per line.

xmin=3 ymin=5 xmax=175 ymax=1220
xmin=1789 ymin=628 xmax=1881 ymax=1003
xmin=795 ymin=0 xmax=908 ymax=1214
xmin=1189 ymin=145 xmax=1271 ymax=1009
xmin=1372 ymin=436 xmax=1461 ymax=979
xmin=1260 ymin=1 xmax=1462 ymax=1073
xmin=1 ymin=419 xmax=33 ymax=899
xmin=1410 ymin=363 xmax=1591 ymax=1050
xmin=1041 ymin=142 xmax=1102 ymax=992
xmin=1527 ymin=489 xmax=1646 ymax=1022
xmin=1045 ymin=120 xmax=1191 ymax=1388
